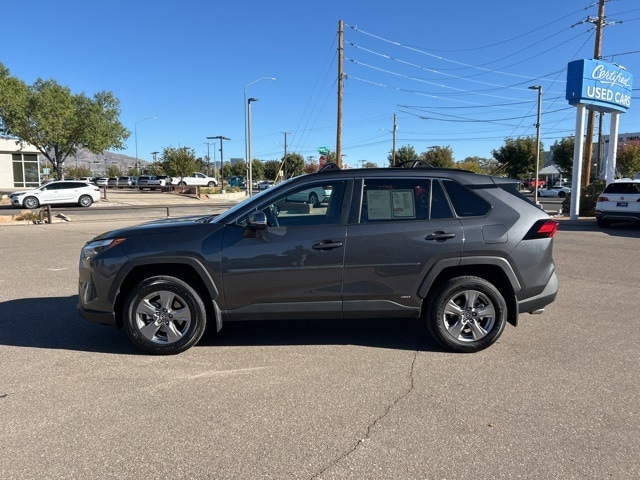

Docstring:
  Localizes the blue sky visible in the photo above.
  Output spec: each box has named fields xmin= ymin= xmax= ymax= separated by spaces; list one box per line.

xmin=5 ymin=0 xmax=639 ymax=167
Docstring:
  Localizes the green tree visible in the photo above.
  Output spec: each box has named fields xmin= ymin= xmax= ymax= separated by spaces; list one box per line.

xmin=363 ymin=161 xmax=378 ymax=168
xmin=160 ymin=146 xmax=198 ymax=185
xmin=459 ymin=156 xmax=497 ymax=174
xmin=455 ymin=158 xmax=482 ymax=173
xmin=491 ymin=137 xmax=541 ymax=179
xmin=282 ymin=152 xmax=305 ymax=178
xmin=251 ymin=159 xmax=265 ymax=181
xmin=550 ymin=137 xmax=574 ymax=176
xmin=229 ymin=161 xmax=246 ymax=177
xmin=263 ymin=160 xmax=280 ymax=180
xmin=0 ymin=63 xmax=129 ymax=180
xmin=617 ymin=140 xmax=640 ymax=178
xmin=388 ymin=145 xmax=417 ymax=166
xmin=420 ymin=145 xmax=454 ymax=168
xmin=65 ymin=166 xmax=93 ymax=179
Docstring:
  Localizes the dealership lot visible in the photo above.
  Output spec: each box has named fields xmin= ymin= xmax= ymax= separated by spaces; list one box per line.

xmin=0 ymin=217 xmax=639 ymax=479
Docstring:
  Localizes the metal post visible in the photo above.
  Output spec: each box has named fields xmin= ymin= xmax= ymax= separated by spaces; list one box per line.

xmin=529 ymin=86 xmax=542 ymax=205
xmin=247 ymin=98 xmax=258 ymax=196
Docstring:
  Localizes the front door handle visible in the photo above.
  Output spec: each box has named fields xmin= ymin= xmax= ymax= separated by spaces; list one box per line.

xmin=312 ymin=240 xmax=344 ymax=250
xmin=425 ymin=231 xmax=456 ymax=241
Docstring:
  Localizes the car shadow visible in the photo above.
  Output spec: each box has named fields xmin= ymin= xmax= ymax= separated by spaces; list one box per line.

xmin=557 ymin=218 xmax=640 ymax=237
xmin=0 ymin=295 xmax=138 ymax=354
xmin=199 ymin=317 xmax=444 ymax=353
xmin=0 ymin=296 xmax=445 ymax=354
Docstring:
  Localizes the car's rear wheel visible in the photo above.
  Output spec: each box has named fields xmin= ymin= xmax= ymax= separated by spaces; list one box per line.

xmin=427 ymin=276 xmax=507 ymax=352
xmin=123 ymin=276 xmax=208 ymax=355
xmin=207 ymin=181 xmax=216 ymax=187
xmin=23 ymin=196 xmax=39 ymax=209
xmin=78 ymin=195 xmax=93 ymax=207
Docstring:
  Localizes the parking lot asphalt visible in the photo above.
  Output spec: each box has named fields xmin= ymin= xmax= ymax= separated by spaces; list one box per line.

xmin=0 ymin=214 xmax=638 ymax=479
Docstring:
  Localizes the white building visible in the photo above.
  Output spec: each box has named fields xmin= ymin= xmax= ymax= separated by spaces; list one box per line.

xmin=0 ymin=137 xmax=41 ymax=189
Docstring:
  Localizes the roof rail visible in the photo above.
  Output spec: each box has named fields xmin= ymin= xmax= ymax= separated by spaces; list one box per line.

xmin=318 ymin=162 xmax=341 ymax=172
xmin=392 ymin=160 xmax=433 ymax=169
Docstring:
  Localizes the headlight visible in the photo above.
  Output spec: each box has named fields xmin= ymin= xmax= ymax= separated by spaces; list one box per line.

xmin=81 ymin=238 xmax=126 ymax=260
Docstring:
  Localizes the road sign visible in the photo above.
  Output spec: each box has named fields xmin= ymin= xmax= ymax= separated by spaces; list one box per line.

xmin=317 ymin=146 xmax=329 ymax=155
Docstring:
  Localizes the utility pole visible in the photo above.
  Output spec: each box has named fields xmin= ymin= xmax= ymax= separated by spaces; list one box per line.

xmin=281 ymin=131 xmax=290 ymax=180
xmin=336 ymin=20 xmax=344 ymax=168
xmin=392 ymin=113 xmax=397 ymax=165
xmin=582 ymin=0 xmax=606 ymax=186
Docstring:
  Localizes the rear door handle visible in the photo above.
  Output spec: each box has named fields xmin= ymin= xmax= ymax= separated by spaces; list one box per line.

xmin=312 ymin=240 xmax=344 ymax=250
xmin=425 ymin=231 xmax=456 ymax=241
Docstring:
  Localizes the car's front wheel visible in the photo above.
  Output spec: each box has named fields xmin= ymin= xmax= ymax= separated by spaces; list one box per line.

xmin=123 ymin=276 xmax=208 ymax=354
xmin=78 ymin=195 xmax=93 ymax=207
xmin=23 ymin=196 xmax=39 ymax=209
xmin=426 ymin=276 xmax=507 ymax=352
xmin=308 ymin=192 xmax=320 ymax=207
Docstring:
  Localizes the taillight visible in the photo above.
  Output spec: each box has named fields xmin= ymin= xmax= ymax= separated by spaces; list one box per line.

xmin=598 ymin=196 xmax=609 ymax=202
xmin=524 ymin=219 xmax=559 ymax=240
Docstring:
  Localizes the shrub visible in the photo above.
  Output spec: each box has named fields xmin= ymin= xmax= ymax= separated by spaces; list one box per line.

xmin=561 ymin=179 xmax=605 ymax=216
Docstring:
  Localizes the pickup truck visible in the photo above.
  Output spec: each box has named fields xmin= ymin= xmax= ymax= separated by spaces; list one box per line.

xmin=138 ymin=175 xmax=168 ymax=190
xmin=171 ymin=172 xmax=218 ymax=187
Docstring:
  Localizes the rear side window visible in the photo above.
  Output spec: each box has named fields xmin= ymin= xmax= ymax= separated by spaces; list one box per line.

xmin=441 ymin=179 xmax=491 ymax=217
xmin=360 ymin=178 xmax=453 ymax=222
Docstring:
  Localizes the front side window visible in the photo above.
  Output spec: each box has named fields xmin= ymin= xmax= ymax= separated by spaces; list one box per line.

xmin=360 ymin=178 xmax=453 ymax=222
xmin=258 ymin=181 xmax=346 ymax=227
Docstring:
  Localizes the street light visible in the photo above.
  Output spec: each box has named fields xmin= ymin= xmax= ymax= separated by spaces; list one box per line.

xmin=135 ymin=116 xmax=157 ymax=173
xmin=207 ymin=135 xmax=230 ymax=186
xmin=528 ymin=85 xmax=542 ymax=205
xmin=244 ymin=77 xmax=276 ymax=195
xmin=247 ymin=97 xmax=258 ymax=195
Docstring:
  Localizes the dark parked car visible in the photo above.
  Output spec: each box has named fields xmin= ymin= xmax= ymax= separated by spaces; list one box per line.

xmin=78 ymin=162 xmax=559 ymax=355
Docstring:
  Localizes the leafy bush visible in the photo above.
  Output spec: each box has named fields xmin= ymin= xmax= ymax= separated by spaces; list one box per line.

xmin=562 ymin=179 xmax=605 ymax=216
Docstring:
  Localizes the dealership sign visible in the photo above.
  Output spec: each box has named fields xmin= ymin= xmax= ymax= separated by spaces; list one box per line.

xmin=566 ymin=59 xmax=633 ymax=113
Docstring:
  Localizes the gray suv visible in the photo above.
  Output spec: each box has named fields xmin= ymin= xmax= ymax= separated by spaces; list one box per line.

xmin=78 ymin=163 xmax=559 ymax=354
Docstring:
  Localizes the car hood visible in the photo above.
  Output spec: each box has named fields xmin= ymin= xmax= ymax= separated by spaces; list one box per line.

xmin=92 ymin=214 xmax=221 ymax=241
xmin=10 ymin=190 xmax=30 ymax=197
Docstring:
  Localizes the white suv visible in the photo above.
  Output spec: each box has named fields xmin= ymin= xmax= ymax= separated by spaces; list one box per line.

xmin=595 ymin=179 xmax=640 ymax=227
xmin=11 ymin=180 xmax=101 ymax=209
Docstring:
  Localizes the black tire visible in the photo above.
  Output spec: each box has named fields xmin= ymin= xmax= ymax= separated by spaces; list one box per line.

xmin=122 ymin=276 xmax=208 ymax=355
xmin=78 ymin=195 xmax=93 ymax=207
xmin=426 ymin=276 xmax=507 ymax=353
xmin=23 ymin=196 xmax=39 ymax=209
xmin=558 ymin=191 xmax=566 ymax=198
xmin=308 ymin=192 xmax=320 ymax=207
xmin=207 ymin=181 xmax=216 ymax=187
xmin=597 ymin=218 xmax=611 ymax=228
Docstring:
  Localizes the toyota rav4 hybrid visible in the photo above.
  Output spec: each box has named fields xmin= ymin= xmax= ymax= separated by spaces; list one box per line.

xmin=77 ymin=162 xmax=559 ymax=355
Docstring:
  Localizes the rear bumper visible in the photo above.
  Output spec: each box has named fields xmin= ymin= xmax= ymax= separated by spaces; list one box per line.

xmin=518 ymin=271 xmax=558 ymax=314
xmin=77 ymin=304 xmax=116 ymax=326
xmin=595 ymin=210 xmax=640 ymax=223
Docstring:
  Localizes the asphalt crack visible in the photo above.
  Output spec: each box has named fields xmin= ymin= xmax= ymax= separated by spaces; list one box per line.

xmin=310 ymin=346 xmax=419 ymax=479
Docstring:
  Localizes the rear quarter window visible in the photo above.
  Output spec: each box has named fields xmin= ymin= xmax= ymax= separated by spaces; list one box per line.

xmin=441 ymin=179 xmax=491 ymax=217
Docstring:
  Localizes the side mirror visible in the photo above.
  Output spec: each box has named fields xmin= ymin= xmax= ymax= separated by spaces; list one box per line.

xmin=247 ymin=211 xmax=268 ymax=230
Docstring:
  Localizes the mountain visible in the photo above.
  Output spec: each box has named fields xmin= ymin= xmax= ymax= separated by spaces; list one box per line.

xmin=68 ymin=148 xmax=150 ymax=174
